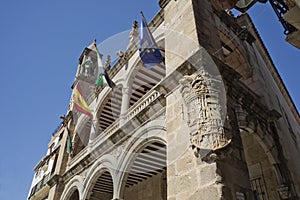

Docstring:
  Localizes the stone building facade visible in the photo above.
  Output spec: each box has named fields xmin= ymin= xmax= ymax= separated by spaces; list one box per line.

xmin=28 ymin=0 xmax=300 ymax=199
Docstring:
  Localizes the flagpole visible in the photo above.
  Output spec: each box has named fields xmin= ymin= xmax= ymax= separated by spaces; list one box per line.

xmin=89 ymin=40 xmax=101 ymax=142
xmin=139 ymin=11 xmax=165 ymax=69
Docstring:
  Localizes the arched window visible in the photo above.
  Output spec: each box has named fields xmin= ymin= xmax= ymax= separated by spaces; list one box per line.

xmin=96 ymin=85 xmax=123 ymax=133
xmin=121 ymin=141 xmax=167 ymax=200
xmin=85 ymin=171 xmax=114 ymax=200
xmin=68 ymin=189 xmax=79 ymax=200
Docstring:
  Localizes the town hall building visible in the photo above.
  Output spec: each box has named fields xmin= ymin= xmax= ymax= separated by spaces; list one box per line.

xmin=27 ymin=0 xmax=300 ymax=199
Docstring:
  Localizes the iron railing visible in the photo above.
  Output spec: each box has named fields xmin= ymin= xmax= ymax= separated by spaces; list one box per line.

xmin=269 ymin=0 xmax=296 ymax=35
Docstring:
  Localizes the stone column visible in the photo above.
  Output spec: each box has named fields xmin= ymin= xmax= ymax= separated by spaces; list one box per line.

xmin=120 ymin=87 xmax=131 ymax=124
xmin=162 ymin=0 xmax=223 ymax=74
xmin=89 ymin=100 xmax=99 ymax=143
xmin=47 ymin=176 xmax=65 ymax=200
xmin=162 ymin=0 xmax=254 ymax=199
xmin=47 ymin=184 xmax=58 ymax=200
xmin=89 ymin=118 xmax=99 ymax=142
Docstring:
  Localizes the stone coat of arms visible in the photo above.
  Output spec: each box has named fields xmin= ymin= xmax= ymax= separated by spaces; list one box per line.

xmin=179 ymin=70 xmax=231 ymax=159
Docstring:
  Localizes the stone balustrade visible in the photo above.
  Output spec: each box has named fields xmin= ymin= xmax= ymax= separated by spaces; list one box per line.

xmin=68 ymin=87 xmax=163 ymax=169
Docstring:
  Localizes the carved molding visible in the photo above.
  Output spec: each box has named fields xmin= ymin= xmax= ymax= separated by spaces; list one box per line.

xmin=277 ymin=184 xmax=291 ymax=199
xmin=110 ymin=141 xmax=127 ymax=159
xmin=159 ymin=0 xmax=171 ymax=8
xmin=210 ymin=0 xmax=240 ymax=10
xmin=180 ymin=70 xmax=231 ymax=159
xmin=128 ymin=21 xmax=139 ymax=47
xmin=122 ymin=87 xmax=132 ymax=95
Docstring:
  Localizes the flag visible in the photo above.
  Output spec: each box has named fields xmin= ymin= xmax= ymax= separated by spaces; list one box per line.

xmin=73 ymin=84 xmax=93 ymax=118
xmin=139 ymin=12 xmax=164 ymax=69
xmin=94 ymin=42 xmax=116 ymax=88
xmin=66 ymin=129 xmax=72 ymax=154
xmin=96 ymin=74 xmax=104 ymax=86
xmin=103 ymin=69 xmax=116 ymax=88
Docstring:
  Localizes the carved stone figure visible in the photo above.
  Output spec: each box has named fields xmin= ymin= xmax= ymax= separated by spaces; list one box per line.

xmin=105 ymin=55 xmax=111 ymax=71
xmin=180 ymin=70 xmax=231 ymax=159
xmin=277 ymin=185 xmax=291 ymax=199
xmin=129 ymin=20 xmax=139 ymax=45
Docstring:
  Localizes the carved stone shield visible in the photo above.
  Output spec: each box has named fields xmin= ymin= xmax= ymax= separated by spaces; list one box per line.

xmin=180 ymin=70 xmax=231 ymax=158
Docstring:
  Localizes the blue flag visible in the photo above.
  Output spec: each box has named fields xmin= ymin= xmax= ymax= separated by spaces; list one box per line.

xmin=139 ymin=12 xmax=164 ymax=69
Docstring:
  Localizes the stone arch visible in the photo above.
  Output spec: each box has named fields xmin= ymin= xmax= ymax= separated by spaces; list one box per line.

xmin=68 ymin=189 xmax=80 ymax=200
xmin=95 ymin=83 xmax=124 ymax=113
xmin=114 ymin=118 xmax=167 ymax=199
xmin=241 ymin=131 xmax=282 ymax=199
xmin=94 ymin=77 xmax=125 ymax=109
xmin=238 ymin=114 xmax=285 ymax=184
xmin=95 ymin=83 xmax=123 ymax=134
xmin=237 ymin=108 xmax=288 ymax=199
xmin=60 ymin=175 xmax=84 ymax=200
xmin=126 ymin=64 xmax=165 ymax=109
xmin=82 ymin=155 xmax=117 ymax=200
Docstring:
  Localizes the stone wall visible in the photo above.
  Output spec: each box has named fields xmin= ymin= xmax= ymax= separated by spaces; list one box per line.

xmin=241 ymin=133 xmax=280 ymax=199
xmin=124 ymin=173 xmax=166 ymax=200
xmin=45 ymin=1 xmax=300 ymax=200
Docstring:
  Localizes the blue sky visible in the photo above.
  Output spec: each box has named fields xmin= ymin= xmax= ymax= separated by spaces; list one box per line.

xmin=0 ymin=1 xmax=299 ymax=200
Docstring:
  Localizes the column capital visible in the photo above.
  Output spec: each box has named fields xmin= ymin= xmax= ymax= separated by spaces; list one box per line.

xmin=122 ymin=87 xmax=132 ymax=95
xmin=120 ymin=86 xmax=132 ymax=118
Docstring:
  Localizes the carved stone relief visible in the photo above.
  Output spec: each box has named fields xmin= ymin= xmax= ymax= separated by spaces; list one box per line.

xmin=129 ymin=20 xmax=139 ymax=45
xmin=110 ymin=141 xmax=128 ymax=159
xmin=180 ymin=70 xmax=231 ymax=159
xmin=277 ymin=184 xmax=291 ymax=199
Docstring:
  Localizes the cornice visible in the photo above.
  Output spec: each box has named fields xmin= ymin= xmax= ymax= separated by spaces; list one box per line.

xmin=159 ymin=0 xmax=171 ymax=8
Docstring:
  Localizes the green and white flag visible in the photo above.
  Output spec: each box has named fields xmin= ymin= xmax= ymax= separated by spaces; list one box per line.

xmin=94 ymin=41 xmax=115 ymax=88
xmin=96 ymin=74 xmax=104 ymax=86
xmin=66 ymin=130 xmax=72 ymax=154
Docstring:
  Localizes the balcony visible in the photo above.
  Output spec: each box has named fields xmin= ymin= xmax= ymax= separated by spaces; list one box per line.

xmin=68 ymin=86 xmax=165 ymax=169
xmin=28 ymin=173 xmax=51 ymax=200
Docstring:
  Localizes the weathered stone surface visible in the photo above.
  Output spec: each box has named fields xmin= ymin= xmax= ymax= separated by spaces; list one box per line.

xmin=28 ymin=1 xmax=300 ymax=200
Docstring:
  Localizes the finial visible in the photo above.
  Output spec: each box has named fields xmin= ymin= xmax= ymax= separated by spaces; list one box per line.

xmin=116 ymin=50 xmax=124 ymax=58
xmin=128 ymin=20 xmax=139 ymax=46
xmin=93 ymin=39 xmax=97 ymax=48
xmin=133 ymin=20 xmax=138 ymax=28
xmin=105 ymin=55 xmax=111 ymax=71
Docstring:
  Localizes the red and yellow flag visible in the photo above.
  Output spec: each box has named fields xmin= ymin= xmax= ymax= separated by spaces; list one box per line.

xmin=73 ymin=84 xmax=93 ymax=118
